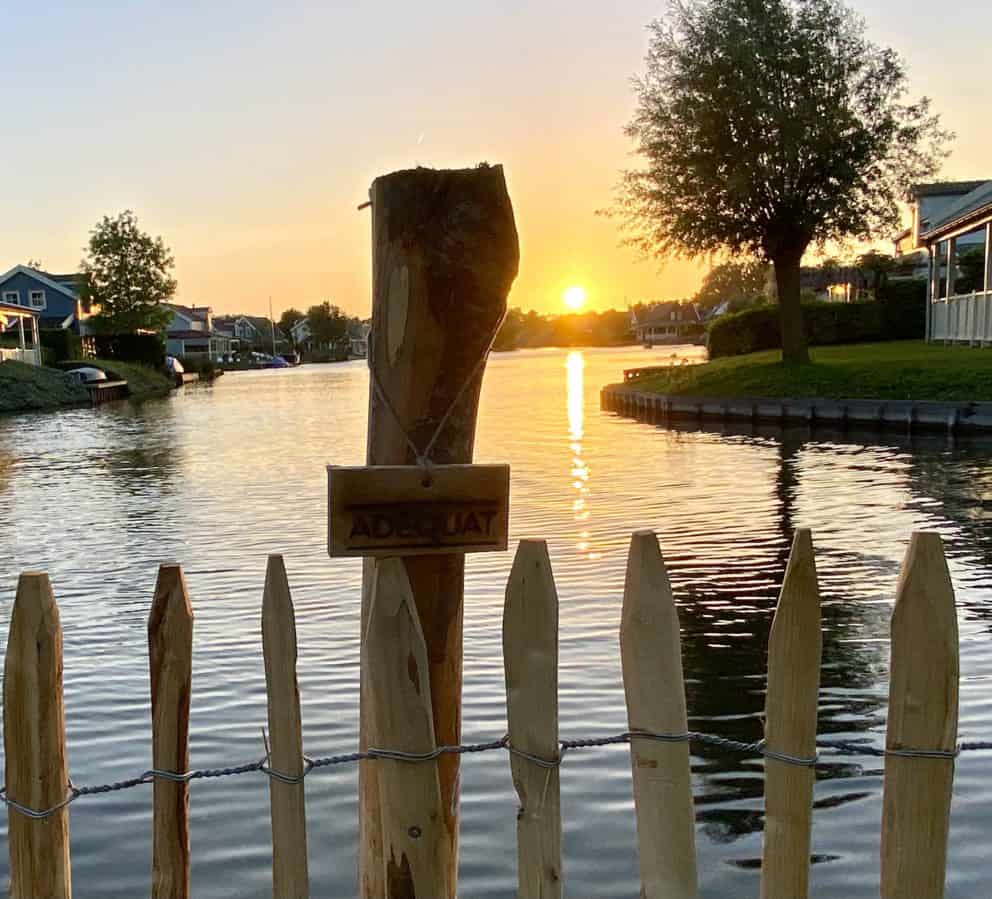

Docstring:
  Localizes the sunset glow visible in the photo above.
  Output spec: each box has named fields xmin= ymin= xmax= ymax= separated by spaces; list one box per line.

xmin=563 ymin=286 xmax=587 ymax=310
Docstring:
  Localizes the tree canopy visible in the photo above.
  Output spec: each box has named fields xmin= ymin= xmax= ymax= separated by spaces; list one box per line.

xmin=612 ymin=0 xmax=949 ymax=362
xmin=306 ymin=301 xmax=350 ymax=346
xmin=695 ymin=260 xmax=770 ymax=311
xmin=80 ymin=211 xmax=177 ymax=334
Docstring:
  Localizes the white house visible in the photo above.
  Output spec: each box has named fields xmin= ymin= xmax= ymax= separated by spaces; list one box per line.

xmin=897 ymin=180 xmax=992 ymax=344
xmin=0 ymin=300 xmax=42 ymax=365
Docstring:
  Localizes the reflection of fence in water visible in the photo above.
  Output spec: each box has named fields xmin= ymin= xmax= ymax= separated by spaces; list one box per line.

xmin=0 ymin=529 xmax=970 ymax=898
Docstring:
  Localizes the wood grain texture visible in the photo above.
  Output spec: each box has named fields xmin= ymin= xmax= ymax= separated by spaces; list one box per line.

xmin=148 ymin=563 xmax=194 ymax=899
xmin=881 ymin=532 xmax=959 ymax=899
xmin=504 ymin=539 xmax=562 ymax=898
xmin=760 ymin=528 xmax=822 ymax=899
xmin=620 ymin=531 xmax=697 ymax=899
xmin=359 ymin=164 xmax=519 ymax=897
xmin=327 ymin=463 xmax=509 ymax=556
xmin=366 ymin=558 xmax=451 ymax=899
xmin=262 ymin=555 xmax=309 ymax=898
xmin=3 ymin=572 xmax=72 ymax=899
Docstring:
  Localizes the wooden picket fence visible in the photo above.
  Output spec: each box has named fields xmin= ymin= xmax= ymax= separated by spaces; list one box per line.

xmin=2 ymin=530 xmax=959 ymax=898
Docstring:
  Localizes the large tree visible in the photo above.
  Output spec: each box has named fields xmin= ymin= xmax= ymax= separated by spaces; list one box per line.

xmin=80 ymin=211 xmax=177 ymax=334
xmin=612 ymin=0 xmax=949 ymax=363
xmin=306 ymin=301 xmax=349 ymax=347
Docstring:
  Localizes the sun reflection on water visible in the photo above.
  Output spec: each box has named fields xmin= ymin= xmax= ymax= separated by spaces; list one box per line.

xmin=566 ymin=351 xmax=598 ymax=557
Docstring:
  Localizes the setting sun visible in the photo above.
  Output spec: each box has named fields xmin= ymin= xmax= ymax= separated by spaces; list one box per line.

xmin=563 ymin=285 xmax=586 ymax=310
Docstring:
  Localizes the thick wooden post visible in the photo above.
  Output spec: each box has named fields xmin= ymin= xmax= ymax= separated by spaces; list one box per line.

xmin=366 ymin=558 xmax=450 ymax=899
xmin=149 ymin=563 xmax=194 ymax=899
xmin=359 ymin=165 xmax=519 ymax=896
xmin=760 ymin=528 xmax=821 ymax=899
xmin=262 ymin=555 xmax=309 ymax=898
xmin=3 ymin=572 xmax=72 ymax=899
xmin=621 ymin=531 xmax=697 ymax=899
xmin=504 ymin=540 xmax=562 ymax=898
xmin=881 ymin=533 xmax=958 ymax=899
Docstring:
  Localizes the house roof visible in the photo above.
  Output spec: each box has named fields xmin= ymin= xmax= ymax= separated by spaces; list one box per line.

xmin=164 ymin=303 xmax=210 ymax=322
xmin=922 ymin=180 xmax=992 ymax=240
xmin=0 ymin=265 xmax=80 ymax=301
xmin=911 ymin=181 xmax=988 ymax=199
xmin=0 ymin=300 xmax=40 ymax=318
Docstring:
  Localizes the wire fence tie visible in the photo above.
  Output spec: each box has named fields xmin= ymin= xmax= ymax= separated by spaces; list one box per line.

xmin=758 ymin=740 xmax=819 ymax=768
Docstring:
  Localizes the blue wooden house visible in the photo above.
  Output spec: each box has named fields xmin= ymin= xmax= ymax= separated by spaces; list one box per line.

xmin=0 ymin=265 xmax=86 ymax=332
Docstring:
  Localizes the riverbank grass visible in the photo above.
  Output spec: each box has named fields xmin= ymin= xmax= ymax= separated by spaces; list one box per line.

xmin=0 ymin=361 xmax=88 ymax=412
xmin=623 ymin=341 xmax=992 ymax=402
xmin=0 ymin=359 xmax=173 ymax=414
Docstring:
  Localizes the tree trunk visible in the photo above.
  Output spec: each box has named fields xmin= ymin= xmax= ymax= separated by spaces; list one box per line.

xmin=773 ymin=252 xmax=809 ymax=365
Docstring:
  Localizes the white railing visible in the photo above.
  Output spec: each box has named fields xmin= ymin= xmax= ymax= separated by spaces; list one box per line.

xmin=930 ymin=291 xmax=992 ymax=344
xmin=0 ymin=347 xmax=41 ymax=365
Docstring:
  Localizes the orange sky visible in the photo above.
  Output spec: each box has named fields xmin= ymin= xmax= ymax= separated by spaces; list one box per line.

xmin=4 ymin=2 xmax=990 ymax=319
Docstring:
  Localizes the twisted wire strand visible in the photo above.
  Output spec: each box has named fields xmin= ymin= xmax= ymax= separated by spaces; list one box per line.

xmin=366 ymin=306 xmax=507 ymax=479
xmin=0 ymin=728 xmax=985 ymax=821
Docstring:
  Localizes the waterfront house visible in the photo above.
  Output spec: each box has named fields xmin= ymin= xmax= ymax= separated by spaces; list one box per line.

xmin=163 ymin=303 xmax=236 ymax=358
xmin=630 ymin=302 xmax=702 ymax=345
xmin=348 ymin=321 xmax=371 ymax=358
xmin=798 ymin=265 xmax=871 ymax=303
xmin=290 ymin=317 xmax=311 ymax=349
xmin=0 ymin=265 xmax=90 ymax=333
xmin=0 ymin=300 xmax=41 ymax=365
xmin=895 ymin=180 xmax=992 ymax=343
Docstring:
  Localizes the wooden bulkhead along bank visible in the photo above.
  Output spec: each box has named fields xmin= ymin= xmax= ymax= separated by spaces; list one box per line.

xmin=327 ymin=464 xmax=510 ymax=557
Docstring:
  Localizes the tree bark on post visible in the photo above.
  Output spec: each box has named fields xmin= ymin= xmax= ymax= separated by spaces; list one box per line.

xmin=359 ymin=165 xmax=519 ymax=897
xmin=773 ymin=249 xmax=810 ymax=365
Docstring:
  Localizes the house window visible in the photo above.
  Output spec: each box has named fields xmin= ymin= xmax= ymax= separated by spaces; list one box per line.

xmin=29 ymin=290 xmax=46 ymax=309
xmin=3 ymin=291 xmax=19 ymax=306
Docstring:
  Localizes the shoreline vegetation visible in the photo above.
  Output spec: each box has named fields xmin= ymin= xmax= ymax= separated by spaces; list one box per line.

xmin=613 ymin=341 xmax=992 ymax=403
xmin=0 ymin=360 xmax=173 ymax=415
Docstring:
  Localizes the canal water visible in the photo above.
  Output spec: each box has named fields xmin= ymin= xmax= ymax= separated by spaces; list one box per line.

xmin=1 ymin=346 xmax=991 ymax=898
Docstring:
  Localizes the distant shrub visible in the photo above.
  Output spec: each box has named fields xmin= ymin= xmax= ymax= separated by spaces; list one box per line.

xmin=708 ymin=301 xmax=886 ymax=357
xmin=303 ymin=345 xmax=350 ymax=363
xmin=40 ymin=328 xmax=82 ymax=362
xmin=179 ymin=355 xmax=219 ymax=379
xmin=93 ymin=333 xmax=166 ymax=368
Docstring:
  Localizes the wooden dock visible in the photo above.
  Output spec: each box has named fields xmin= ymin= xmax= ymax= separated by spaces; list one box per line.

xmin=85 ymin=380 xmax=129 ymax=405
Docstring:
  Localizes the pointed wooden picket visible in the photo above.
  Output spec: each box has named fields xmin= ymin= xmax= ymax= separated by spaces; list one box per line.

xmin=148 ymin=563 xmax=194 ymax=899
xmin=3 ymin=572 xmax=72 ymax=899
xmin=504 ymin=539 xmax=562 ymax=899
xmin=760 ymin=529 xmax=821 ymax=899
xmin=621 ymin=530 xmax=698 ymax=899
xmin=262 ymin=555 xmax=309 ymax=898
xmin=365 ymin=558 xmax=451 ymax=898
xmin=881 ymin=532 xmax=959 ymax=899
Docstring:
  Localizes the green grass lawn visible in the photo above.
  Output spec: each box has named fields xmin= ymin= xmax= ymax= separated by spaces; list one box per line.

xmin=623 ymin=341 xmax=992 ymax=403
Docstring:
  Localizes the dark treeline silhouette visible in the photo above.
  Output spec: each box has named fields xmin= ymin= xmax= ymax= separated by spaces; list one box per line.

xmin=493 ymin=307 xmax=634 ymax=350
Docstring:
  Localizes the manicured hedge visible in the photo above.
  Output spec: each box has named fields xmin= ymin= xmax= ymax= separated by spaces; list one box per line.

xmin=93 ymin=333 xmax=166 ymax=368
xmin=708 ymin=300 xmax=897 ymax=358
xmin=878 ymin=280 xmax=926 ymax=340
xmin=40 ymin=328 xmax=82 ymax=362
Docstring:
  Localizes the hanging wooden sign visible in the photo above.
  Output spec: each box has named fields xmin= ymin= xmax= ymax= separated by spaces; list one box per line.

xmin=327 ymin=464 xmax=510 ymax=557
